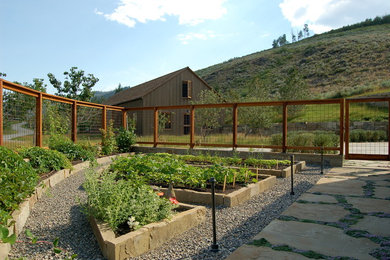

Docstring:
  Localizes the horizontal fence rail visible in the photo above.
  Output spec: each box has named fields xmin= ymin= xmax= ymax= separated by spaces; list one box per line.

xmin=1 ymin=79 xmax=389 ymax=160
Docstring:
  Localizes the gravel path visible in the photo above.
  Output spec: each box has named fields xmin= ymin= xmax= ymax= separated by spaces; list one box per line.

xmin=9 ymin=165 xmax=324 ymax=260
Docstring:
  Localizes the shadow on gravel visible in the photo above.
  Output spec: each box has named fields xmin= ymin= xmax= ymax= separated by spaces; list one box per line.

xmin=188 ymin=178 xmax=320 ymax=260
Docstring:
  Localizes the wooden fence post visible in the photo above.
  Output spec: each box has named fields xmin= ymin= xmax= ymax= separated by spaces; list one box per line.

xmin=122 ymin=110 xmax=127 ymax=129
xmin=154 ymin=107 xmax=158 ymax=147
xmin=345 ymin=100 xmax=350 ymax=158
xmin=282 ymin=102 xmax=288 ymax=153
xmin=102 ymin=106 xmax=107 ymax=130
xmin=340 ymin=99 xmax=345 ymax=156
xmin=388 ymin=100 xmax=390 ymax=160
xmin=232 ymin=104 xmax=238 ymax=149
xmin=190 ymin=105 xmax=195 ymax=148
xmin=72 ymin=101 xmax=77 ymax=143
xmin=0 ymin=80 xmax=3 ymax=146
xmin=36 ymin=93 xmax=43 ymax=147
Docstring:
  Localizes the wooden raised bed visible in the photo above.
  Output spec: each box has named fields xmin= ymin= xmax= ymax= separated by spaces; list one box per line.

xmin=90 ymin=203 xmax=206 ymax=260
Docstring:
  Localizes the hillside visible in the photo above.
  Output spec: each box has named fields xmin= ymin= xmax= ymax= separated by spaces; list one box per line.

xmin=196 ymin=23 xmax=390 ymax=100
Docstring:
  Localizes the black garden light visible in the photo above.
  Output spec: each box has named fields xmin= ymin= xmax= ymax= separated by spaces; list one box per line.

xmin=210 ymin=177 xmax=219 ymax=252
xmin=290 ymin=155 xmax=295 ymax=195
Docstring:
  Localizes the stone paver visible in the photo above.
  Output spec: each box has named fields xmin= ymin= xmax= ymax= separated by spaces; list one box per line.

xmin=351 ymin=215 xmax=390 ymax=237
xmin=226 ymin=245 xmax=310 ymax=260
xmin=254 ymin=220 xmax=377 ymax=260
xmin=347 ymin=197 xmax=390 ymax=213
xmin=299 ymin=193 xmax=338 ymax=203
xmin=374 ymin=186 xmax=390 ymax=199
xmin=308 ymin=177 xmax=365 ymax=196
xmin=282 ymin=203 xmax=348 ymax=223
xmin=228 ymin=162 xmax=390 ymax=260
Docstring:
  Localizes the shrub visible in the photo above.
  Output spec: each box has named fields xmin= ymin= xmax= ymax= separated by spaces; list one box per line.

xmin=350 ymin=129 xmax=387 ymax=142
xmin=116 ymin=127 xmax=136 ymax=153
xmin=100 ymin=120 xmax=117 ymax=155
xmin=83 ymin=170 xmax=175 ymax=231
xmin=19 ymin=147 xmax=71 ymax=174
xmin=0 ymin=147 xmax=38 ymax=224
xmin=49 ymin=135 xmax=95 ymax=162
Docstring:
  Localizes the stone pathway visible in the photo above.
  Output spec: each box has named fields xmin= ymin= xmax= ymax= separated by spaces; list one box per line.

xmin=227 ymin=161 xmax=390 ymax=260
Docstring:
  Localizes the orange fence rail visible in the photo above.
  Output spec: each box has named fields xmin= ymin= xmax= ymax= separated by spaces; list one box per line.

xmin=1 ymin=79 xmax=389 ymax=160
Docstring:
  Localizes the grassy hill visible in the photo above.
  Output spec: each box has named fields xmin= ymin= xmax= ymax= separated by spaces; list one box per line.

xmin=196 ymin=21 xmax=390 ymax=100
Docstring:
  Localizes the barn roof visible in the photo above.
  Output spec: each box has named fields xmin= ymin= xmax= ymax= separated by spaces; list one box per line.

xmin=105 ymin=67 xmax=212 ymax=106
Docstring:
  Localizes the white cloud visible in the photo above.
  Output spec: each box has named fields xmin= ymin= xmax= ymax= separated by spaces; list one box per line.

xmin=96 ymin=0 xmax=227 ymax=28
xmin=177 ymin=31 xmax=217 ymax=44
xmin=279 ymin=0 xmax=390 ymax=33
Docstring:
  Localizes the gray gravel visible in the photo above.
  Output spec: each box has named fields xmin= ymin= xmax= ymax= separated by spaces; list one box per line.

xmin=9 ymin=165 xmax=324 ymax=260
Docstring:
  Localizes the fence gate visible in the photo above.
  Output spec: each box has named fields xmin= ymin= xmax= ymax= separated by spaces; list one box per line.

xmin=345 ymin=98 xmax=390 ymax=160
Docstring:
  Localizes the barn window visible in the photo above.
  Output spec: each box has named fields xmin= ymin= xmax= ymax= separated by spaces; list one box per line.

xmin=182 ymin=80 xmax=192 ymax=98
xmin=184 ymin=113 xmax=190 ymax=135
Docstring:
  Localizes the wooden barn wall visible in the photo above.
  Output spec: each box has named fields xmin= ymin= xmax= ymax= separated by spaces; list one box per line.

xmin=142 ymin=70 xmax=210 ymax=136
xmin=119 ymin=99 xmax=144 ymax=136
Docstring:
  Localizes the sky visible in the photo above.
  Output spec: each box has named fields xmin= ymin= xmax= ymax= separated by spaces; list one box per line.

xmin=0 ymin=0 xmax=389 ymax=94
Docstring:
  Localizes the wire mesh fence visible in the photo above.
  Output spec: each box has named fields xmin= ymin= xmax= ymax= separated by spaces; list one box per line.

xmin=77 ymin=105 xmax=103 ymax=145
xmin=157 ymin=108 xmax=191 ymax=146
xmin=107 ymin=109 xmax=123 ymax=131
xmin=287 ymin=102 xmax=341 ymax=154
xmin=42 ymin=99 xmax=72 ymax=146
xmin=347 ymin=100 xmax=389 ymax=155
xmin=237 ymin=104 xmax=283 ymax=152
xmin=194 ymin=106 xmax=233 ymax=147
xmin=2 ymin=88 xmax=36 ymax=150
xmin=127 ymin=109 xmax=154 ymax=145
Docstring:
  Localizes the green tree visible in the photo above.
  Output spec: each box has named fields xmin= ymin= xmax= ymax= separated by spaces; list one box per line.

xmin=0 ymin=72 xmax=6 ymax=77
xmin=47 ymin=67 xmax=99 ymax=102
xmin=191 ymin=90 xmax=224 ymax=143
xmin=239 ymin=77 xmax=274 ymax=136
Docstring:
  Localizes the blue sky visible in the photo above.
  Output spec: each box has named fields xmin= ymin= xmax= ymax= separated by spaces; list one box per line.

xmin=1 ymin=0 xmax=389 ymax=94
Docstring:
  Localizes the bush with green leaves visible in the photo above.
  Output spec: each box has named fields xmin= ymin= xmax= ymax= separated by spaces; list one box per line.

xmin=0 ymin=147 xmax=38 ymax=225
xmin=350 ymin=129 xmax=387 ymax=142
xmin=19 ymin=147 xmax=72 ymax=174
xmin=83 ymin=170 xmax=175 ymax=231
xmin=100 ymin=120 xmax=117 ymax=155
xmin=116 ymin=127 xmax=136 ymax=153
xmin=270 ymin=131 xmax=339 ymax=153
xmin=49 ymin=135 xmax=95 ymax=161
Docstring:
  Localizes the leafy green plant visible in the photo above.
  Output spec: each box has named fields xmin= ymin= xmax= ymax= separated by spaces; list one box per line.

xmin=0 ymin=147 xmax=38 ymax=225
xmin=83 ymin=170 xmax=176 ymax=231
xmin=100 ymin=120 xmax=117 ymax=155
xmin=350 ymin=129 xmax=387 ymax=142
xmin=49 ymin=134 xmax=95 ymax=161
xmin=19 ymin=147 xmax=71 ymax=174
xmin=116 ymin=126 xmax=136 ymax=153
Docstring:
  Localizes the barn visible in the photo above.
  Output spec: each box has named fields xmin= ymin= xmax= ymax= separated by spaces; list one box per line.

xmin=105 ymin=67 xmax=215 ymax=136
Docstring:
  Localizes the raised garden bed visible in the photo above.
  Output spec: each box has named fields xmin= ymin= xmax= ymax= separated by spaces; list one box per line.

xmin=90 ymin=203 xmax=206 ymax=260
xmin=0 ymin=153 xmax=130 ymax=260
xmin=156 ymin=174 xmax=277 ymax=207
xmin=190 ymin=161 xmax=306 ymax=178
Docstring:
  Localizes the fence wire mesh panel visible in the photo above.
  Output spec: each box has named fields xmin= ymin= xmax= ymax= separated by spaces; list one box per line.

xmin=237 ymin=104 xmax=283 ymax=151
xmin=194 ymin=106 xmax=233 ymax=147
xmin=106 ymin=109 xmax=123 ymax=130
xmin=128 ymin=109 xmax=154 ymax=145
xmin=157 ymin=108 xmax=190 ymax=146
xmin=42 ymin=99 xmax=72 ymax=146
xmin=348 ymin=101 xmax=389 ymax=156
xmin=287 ymin=104 xmax=340 ymax=153
xmin=77 ymin=105 xmax=102 ymax=145
xmin=2 ymin=89 xmax=36 ymax=150
xmin=287 ymin=103 xmax=341 ymax=153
